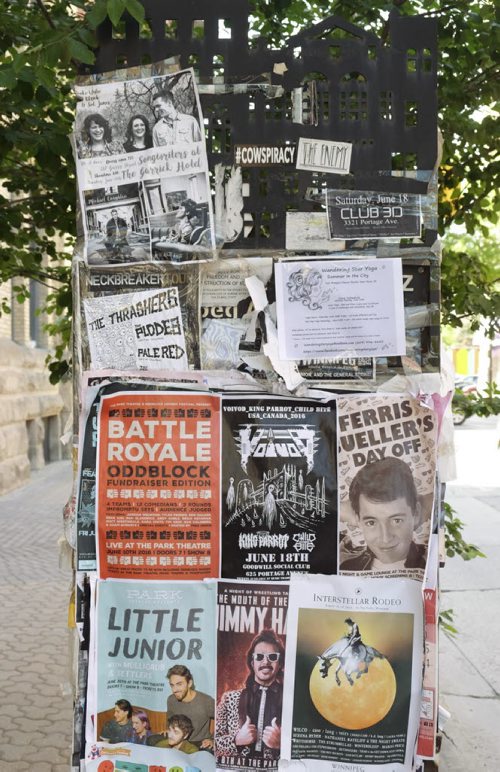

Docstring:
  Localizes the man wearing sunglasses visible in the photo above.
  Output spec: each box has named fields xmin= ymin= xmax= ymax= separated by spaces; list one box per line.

xmin=216 ymin=629 xmax=284 ymax=765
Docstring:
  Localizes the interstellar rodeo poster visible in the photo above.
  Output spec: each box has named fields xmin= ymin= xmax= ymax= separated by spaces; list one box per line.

xmin=281 ymin=574 xmax=423 ymax=772
xmin=220 ymin=396 xmax=337 ymax=581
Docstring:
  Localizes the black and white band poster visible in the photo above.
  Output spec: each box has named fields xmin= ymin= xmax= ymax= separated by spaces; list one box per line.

xmin=281 ymin=574 xmax=423 ymax=772
xmin=220 ymin=396 xmax=337 ymax=581
xmin=76 ymin=386 xmax=101 ymax=571
xmin=327 ymin=190 xmax=422 ymax=240
xmin=297 ymin=356 xmax=375 ymax=385
xmin=83 ymin=288 xmax=189 ymax=371
xmin=216 ymin=580 xmax=288 ymax=770
xmin=80 ymin=261 xmax=202 ymax=371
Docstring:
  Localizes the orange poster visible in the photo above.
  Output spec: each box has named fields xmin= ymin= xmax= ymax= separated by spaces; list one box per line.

xmin=96 ymin=390 xmax=220 ymax=579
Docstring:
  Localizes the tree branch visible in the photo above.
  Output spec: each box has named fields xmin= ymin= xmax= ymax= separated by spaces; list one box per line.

xmin=34 ymin=0 xmax=56 ymax=30
xmin=34 ymin=0 xmax=81 ymax=70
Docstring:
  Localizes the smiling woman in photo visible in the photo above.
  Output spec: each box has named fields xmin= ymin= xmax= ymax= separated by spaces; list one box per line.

xmin=123 ymin=114 xmax=153 ymax=153
xmin=79 ymin=113 xmax=122 ymax=157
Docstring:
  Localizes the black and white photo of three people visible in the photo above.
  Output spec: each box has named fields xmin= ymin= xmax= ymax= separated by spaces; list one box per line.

xmin=76 ymin=71 xmax=202 ymax=159
xmin=77 ymin=70 xmax=212 ymax=264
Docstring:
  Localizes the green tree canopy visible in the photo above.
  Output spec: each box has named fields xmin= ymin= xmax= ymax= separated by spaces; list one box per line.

xmin=0 ymin=0 xmax=498 ymax=381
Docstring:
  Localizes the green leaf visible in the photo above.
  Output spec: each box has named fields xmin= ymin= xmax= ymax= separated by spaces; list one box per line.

xmin=36 ymin=67 xmax=57 ymax=93
xmin=11 ymin=53 xmax=26 ymax=74
xmin=106 ymin=0 xmax=126 ymax=27
xmin=77 ymin=28 xmax=97 ymax=47
xmin=0 ymin=67 xmax=16 ymax=89
xmin=125 ymin=0 xmax=145 ymax=23
xmin=86 ymin=0 xmax=109 ymax=29
xmin=68 ymin=38 xmax=96 ymax=65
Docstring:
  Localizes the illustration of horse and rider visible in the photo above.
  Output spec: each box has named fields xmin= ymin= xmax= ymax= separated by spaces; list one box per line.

xmin=318 ymin=618 xmax=385 ymax=686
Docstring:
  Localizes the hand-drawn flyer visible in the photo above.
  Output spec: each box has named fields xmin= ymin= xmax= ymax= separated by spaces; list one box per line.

xmin=79 ymin=260 xmax=202 ymax=371
xmin=337 ymin=393 xmax=437 ymax=580
xmin=275 ymin=259 xmax=406 ymax=361
xmin=74 ymin=68 xmax=215 ymax=265
xmin=95 ymin=390 xmax=220 ymax=579
xmin=220 ymin=396 xmax=337 ymax=581
xmin=83 ymin=288 xmax=189 ymax=371
xmin=281 ymin=574 xmax=423 ymax=772
xmin=216 ymin=580 xmax=288 ymax=771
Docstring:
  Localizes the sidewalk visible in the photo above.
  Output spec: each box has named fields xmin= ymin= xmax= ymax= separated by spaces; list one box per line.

xmin=439 ymin=416 xmax=500 ymax=769
xmin=0 ymin=460 xmax=73 ymax=772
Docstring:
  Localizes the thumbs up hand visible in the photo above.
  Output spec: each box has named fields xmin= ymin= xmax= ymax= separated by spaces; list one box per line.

xmin=262 ymin=716 xmax=281 ymax=749
xmin=235 ymin=715 xmax=257 ymax=746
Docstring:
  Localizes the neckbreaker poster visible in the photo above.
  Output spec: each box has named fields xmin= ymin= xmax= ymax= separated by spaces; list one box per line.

xmin=216 ymin=580 xmax=288 ymax=771
xmin=221 ymin=397 xmax=337 ymax=581
xmin=281 ymin=574 xmax=423 ymax=772
xmin=95 ymin=390 xmax=220 ymax=579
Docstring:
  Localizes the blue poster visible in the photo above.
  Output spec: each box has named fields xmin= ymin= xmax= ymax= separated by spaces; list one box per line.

xmin=94 ymin=579 xmax=216 ymax=754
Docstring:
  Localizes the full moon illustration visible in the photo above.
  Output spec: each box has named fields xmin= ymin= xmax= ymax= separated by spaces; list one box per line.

xmin=309 ymin=656 xmax=397 ymax=730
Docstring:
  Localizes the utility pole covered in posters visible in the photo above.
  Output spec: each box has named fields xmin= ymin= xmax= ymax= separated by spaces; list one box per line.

xmin=68 ymin=3 xmax=443 ymax=770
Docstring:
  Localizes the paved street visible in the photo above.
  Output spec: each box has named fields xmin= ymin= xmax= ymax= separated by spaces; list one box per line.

xmin=0 ymin=460 xmax=73 ymax=771
xmin=0 ymin=418 xmax=498 ymax=770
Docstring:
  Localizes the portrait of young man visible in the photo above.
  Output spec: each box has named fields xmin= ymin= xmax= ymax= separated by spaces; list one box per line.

xmin=165 ymin=664 xmax=214 ymax=750
xmin=340 ymin=456 xmax=427 ymax=572
xmin=151 ymin=90 xmax=202 ymax=146
xmin=100 ymin=698 xmax=134 ymax=744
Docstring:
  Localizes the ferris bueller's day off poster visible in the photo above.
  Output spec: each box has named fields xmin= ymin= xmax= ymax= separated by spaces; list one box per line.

xmin=280 ymin=574 xmax=423 ymax=771
xmin=337 ymin=393 xmax=437 ymax=581
xmin=220 ymin=397 xmax=337 ymax=581
xmin=95 ymin=390 xmax=220 ymax=579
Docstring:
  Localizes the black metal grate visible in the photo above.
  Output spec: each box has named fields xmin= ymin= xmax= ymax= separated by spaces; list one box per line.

xmin=87 ymin=1 xmax=438 ymax=250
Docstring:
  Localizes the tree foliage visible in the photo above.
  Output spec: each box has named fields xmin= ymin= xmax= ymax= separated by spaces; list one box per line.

xmin=0 ymin=0 xmax=498 ymax=381
xmin=442 ymin=232 xmax=500 ymax=337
